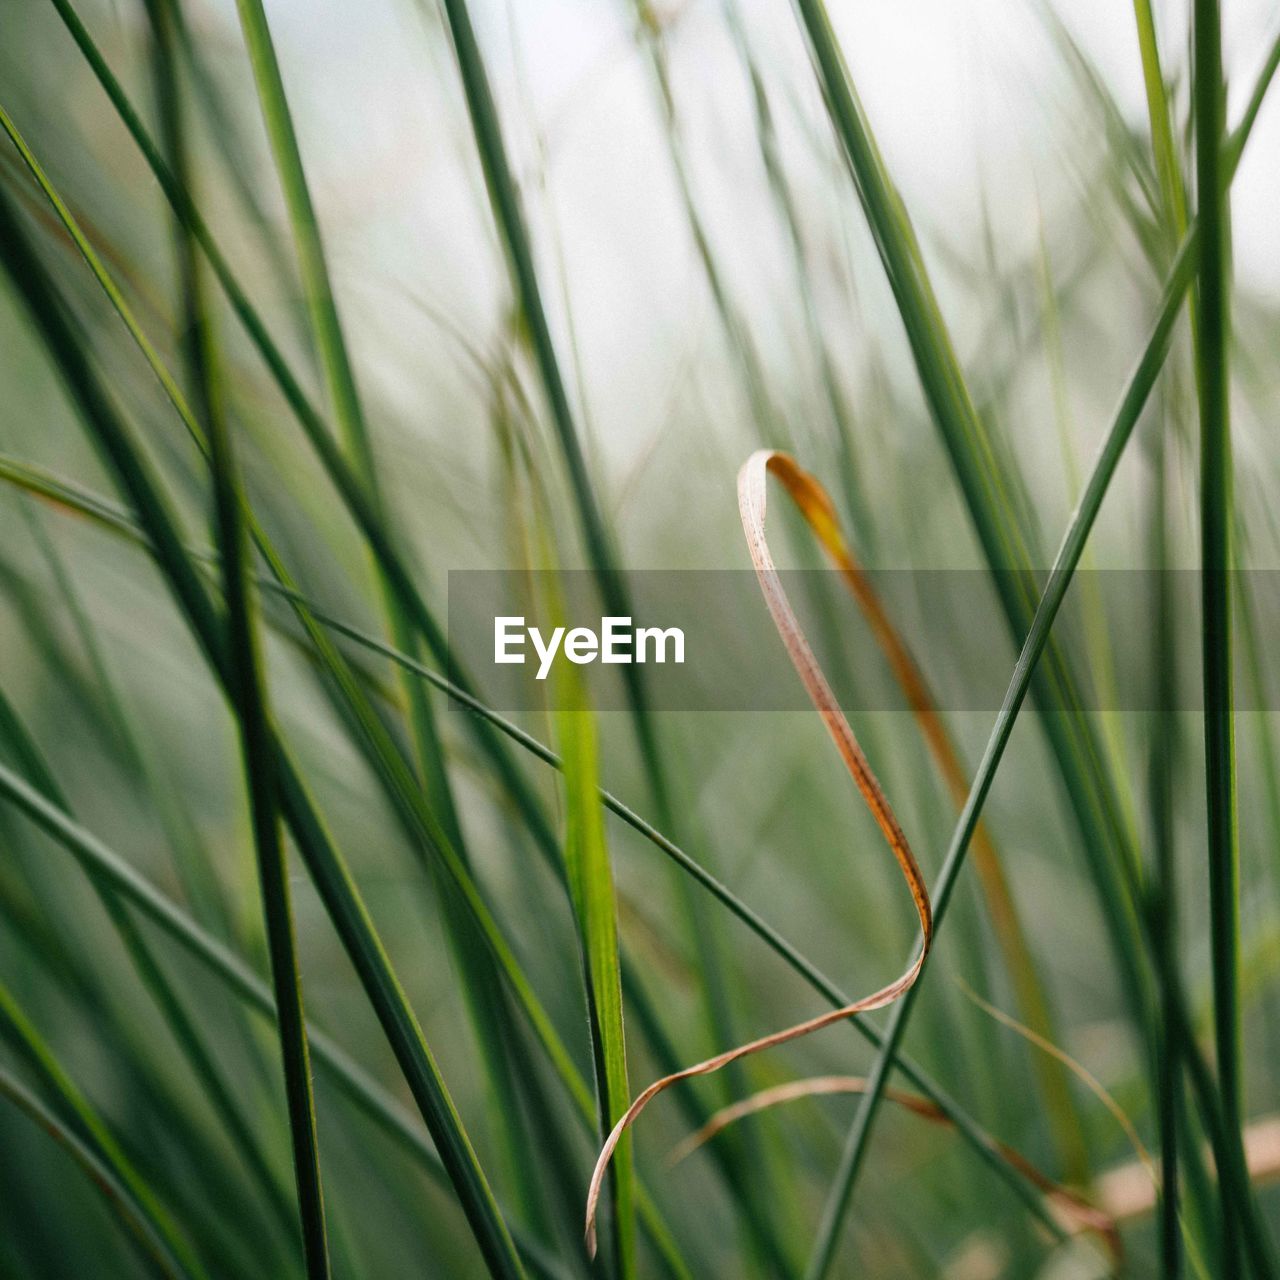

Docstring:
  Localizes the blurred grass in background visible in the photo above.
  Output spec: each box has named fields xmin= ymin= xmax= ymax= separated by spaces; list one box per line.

xmin=1 ymin=0 xmax=1280 ymax=1275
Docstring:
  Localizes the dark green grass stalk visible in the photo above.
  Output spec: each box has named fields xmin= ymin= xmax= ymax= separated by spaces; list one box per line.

xmin=0 ymin=187 xmax=528 ymax=1280
xmin=1193 ymin=2 xmax=1248 ymax=1275
xmin=205 ymin=291 xmax=332 ymax=1280
xmin=142 ymin=5 xmax=329 ymax=1268
xmin=1132 ymin=5 xmax=1188 ymax=1272
xmin=192 ymin=168 xmax=333 ymax=1280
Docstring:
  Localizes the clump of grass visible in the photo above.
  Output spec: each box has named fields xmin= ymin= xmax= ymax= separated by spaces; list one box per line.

xmin=1 ymin=0 xmax=1279 ymax=1276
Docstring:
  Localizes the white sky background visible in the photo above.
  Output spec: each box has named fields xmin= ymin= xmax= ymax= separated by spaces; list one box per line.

xmin=182 ymin=0 xmax=1280 ymax=540
xmin=234 ymin=0 xmax=1280 ymax=290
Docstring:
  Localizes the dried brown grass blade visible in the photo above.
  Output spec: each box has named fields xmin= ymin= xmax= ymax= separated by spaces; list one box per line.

xmin=584 ymin=449 xmax=933 ymax=1254
xmin=955 ymin=979 xmax=1156 ymax=1182
xmin=664 ymin=1074 xmax=1121 ymax=1261
xmin=804 ymin=453 xmax=1081 ymax=1176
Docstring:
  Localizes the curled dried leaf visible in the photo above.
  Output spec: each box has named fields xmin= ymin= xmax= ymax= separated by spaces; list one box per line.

xmin=585 ymin=450 xmax=933 ymax=1254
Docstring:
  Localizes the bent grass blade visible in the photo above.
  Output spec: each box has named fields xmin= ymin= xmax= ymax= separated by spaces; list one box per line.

xmin=585 ymin=450 xmax=933 ymax=1252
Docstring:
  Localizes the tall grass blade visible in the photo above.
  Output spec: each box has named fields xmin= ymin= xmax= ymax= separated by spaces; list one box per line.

xmin=1192 ymin=3 xmax=1254 ymax=1275
xmin=1131 ymin=5 xmax=1190 ymax=1272
xmin=558 ymin=684 xmax=636 ymax=1275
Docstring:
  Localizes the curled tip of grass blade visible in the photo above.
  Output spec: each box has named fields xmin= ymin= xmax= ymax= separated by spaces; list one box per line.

xmin=663 ymin=1073 xmax=1121 ymax=1261
xmin=751 ymin=428 xmax=1074 ymax=1167
xmin=585 ymin=450 xmax=933 ymax=1256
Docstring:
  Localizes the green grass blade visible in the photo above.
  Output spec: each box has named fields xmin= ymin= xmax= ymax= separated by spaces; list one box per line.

xmin=200 ymin=196 xmax=333 ymax=1280
xmin=557 ymin=678 xmax=635 ymax=1276
xmin=1192 ymin=4 xmax=1253 ymax=1275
